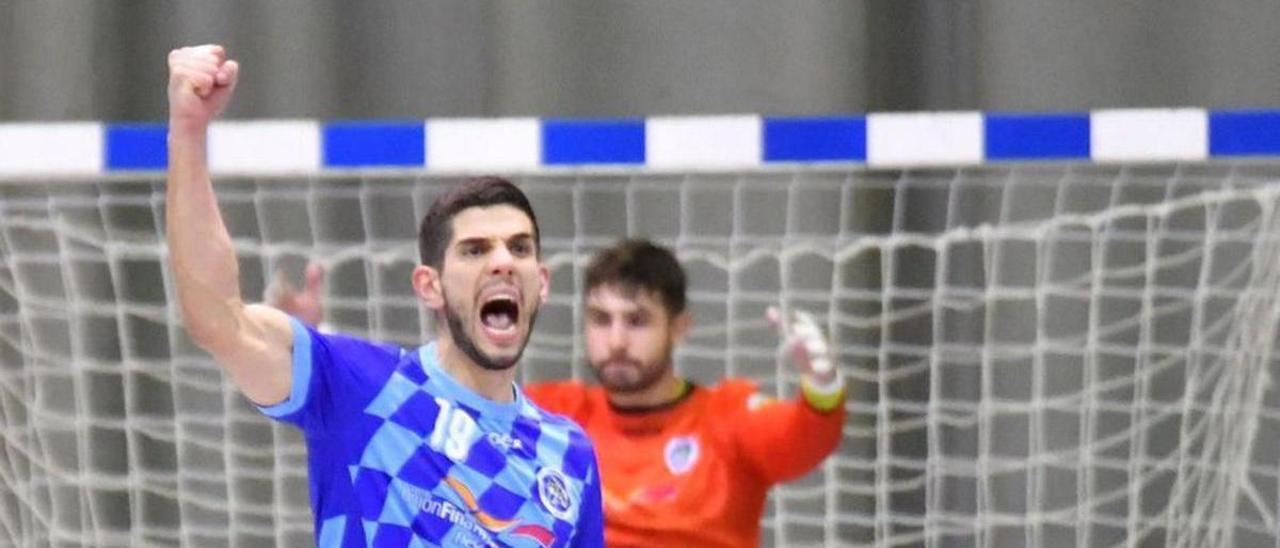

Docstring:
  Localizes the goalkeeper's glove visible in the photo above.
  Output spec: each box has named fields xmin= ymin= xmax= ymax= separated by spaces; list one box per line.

xmin=767 ymin=307 xmax=844 ymax=412
xmin=265 ymin=262 xmax=328 ymax=330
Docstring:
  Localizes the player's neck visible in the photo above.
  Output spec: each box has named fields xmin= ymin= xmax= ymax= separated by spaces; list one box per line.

xmin=606 ymin=371 xmax=687 ymax=410
xmin=435 ymin=336 xmax=517 ymax=403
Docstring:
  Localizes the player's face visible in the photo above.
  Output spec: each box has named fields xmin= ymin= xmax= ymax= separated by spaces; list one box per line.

xmin=584 ymin=285 xmax=687 ymax=393
xmin=438 ymin=205 xmax=548 ymax=371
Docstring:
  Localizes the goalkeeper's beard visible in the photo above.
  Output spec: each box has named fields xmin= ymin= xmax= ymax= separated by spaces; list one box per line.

xmin=592 ymin=339 xmax=676 ymax=394
xmin=443 ymin=295 xmax=536 ymax=372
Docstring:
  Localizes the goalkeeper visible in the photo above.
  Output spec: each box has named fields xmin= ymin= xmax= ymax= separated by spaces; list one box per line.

xmin=275 ymin=239 xmax=846 ymax=547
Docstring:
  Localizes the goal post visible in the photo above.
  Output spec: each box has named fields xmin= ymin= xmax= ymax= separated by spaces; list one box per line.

xmin=3 ymin=110 xmax=1280 ymax=547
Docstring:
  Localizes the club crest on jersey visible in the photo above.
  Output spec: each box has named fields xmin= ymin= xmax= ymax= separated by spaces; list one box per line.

xmin=536 ymin=467 xmax=577 ymax=521
xmin=664 ymin=435 xmax=700 ymax=475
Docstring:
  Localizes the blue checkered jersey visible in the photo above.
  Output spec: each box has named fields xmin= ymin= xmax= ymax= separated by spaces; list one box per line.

xmin=257 ymin=319 xmax=604 ymax=548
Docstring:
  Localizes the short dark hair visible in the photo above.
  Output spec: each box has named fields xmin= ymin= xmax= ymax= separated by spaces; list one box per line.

xmin=584 ymin=239 xmax=687 ymax=316
xmin=418 ymin=176 xmax=540 ymax=268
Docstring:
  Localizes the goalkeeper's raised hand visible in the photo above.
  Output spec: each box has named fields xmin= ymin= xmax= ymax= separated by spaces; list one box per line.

xmin=265 ymin=262 xmax=327 ymax=328
xmin=767 ymin=307 xmax=844 ymax=412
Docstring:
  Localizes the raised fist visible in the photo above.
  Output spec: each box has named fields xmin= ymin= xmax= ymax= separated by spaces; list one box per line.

xmin=167 ymin=44 xmax=239 ymax=128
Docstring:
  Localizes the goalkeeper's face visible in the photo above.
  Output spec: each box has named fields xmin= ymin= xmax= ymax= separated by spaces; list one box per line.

xmin=583 ymin=285 xmax=690 ymax=393
xmin=429 ymin=205 xmax=550 ymax=371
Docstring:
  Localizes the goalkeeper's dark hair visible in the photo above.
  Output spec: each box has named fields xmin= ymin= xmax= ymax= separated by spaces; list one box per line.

xmin=418 ymin=176 xmax=541 ymax=268
xmin=585 ymin=239 xmax=687 ymax=316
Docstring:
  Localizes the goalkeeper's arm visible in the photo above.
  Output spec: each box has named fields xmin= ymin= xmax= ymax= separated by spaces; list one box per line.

xmin=728 ymin=309 xmax=846 ymax=484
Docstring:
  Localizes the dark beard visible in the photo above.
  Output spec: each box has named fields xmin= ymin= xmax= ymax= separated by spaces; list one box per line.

xmin=592 ymin=339 xmax=674 ymax=394
xmin=442 ymin=295 xmax=536 ymax=371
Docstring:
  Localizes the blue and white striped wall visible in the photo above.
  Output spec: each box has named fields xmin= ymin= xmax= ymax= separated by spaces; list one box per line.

xmin=2 ymin=109 xmax=1280 ymax=176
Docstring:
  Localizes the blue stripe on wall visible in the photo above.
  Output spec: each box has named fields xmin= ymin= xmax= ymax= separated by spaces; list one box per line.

xmin=763 ymin=116 xmax=866 ymax=162
xmin=542 ymin=119 xmax=645 ymax=165
xmin=105 ymin=124 xmax=168 ymax=170
xmin=1209 ymin=110 xmax=1280 ymax=157
xmin=323 ymin=121 xmax=424 ymax=168
xmin=985 ymin=113 xmax=1089 ymax=161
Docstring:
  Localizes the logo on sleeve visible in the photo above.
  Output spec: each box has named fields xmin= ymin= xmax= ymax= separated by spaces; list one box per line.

xmin=536 ymin=467 xmax=577 ymax=521
xmin=664 ymin=435 xmax=700 ymax=475
xmin=747 ymin=392 xmax=775 ymax=411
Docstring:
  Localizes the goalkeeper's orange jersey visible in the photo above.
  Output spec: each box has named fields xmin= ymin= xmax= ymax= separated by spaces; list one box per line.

xmin=524 ymin=379 xmax=845 ymax=548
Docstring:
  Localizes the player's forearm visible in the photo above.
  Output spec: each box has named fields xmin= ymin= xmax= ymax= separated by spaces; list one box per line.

xmin=166 ymin=123 xmax=245 ymax=351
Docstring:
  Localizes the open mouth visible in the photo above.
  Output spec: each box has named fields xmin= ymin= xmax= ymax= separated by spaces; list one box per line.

xmin=480 ymin=295 xmax=520 ymax=334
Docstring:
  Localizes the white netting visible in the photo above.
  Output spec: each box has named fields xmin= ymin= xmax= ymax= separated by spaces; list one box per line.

xmin=2 ymin=165 xmax=1280 ymax=547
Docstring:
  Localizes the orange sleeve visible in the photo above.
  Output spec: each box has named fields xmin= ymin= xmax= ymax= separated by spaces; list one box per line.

xmin=722 ymin=380 xmax=846 ymax=485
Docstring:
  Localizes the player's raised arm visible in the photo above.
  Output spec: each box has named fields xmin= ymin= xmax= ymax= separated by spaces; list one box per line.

xmin=166 ymin=45 xmax=294 ymax=406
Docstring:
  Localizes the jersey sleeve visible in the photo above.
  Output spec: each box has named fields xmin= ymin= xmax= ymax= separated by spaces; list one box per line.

xmin=571 ymin=456 xmax=605 ymax=547
xmin=723 ymin=379 xmax=846 ymax=485
xmin=254 ymin=317 xmax=400 ymax=432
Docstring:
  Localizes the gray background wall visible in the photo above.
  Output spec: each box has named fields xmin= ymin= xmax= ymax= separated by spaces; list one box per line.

xmin=2 ymin=0 xmax=1278 ymax=123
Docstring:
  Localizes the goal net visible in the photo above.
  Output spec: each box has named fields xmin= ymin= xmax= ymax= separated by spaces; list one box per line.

xmin=3 ymin=163 xmax=1280 ymax=547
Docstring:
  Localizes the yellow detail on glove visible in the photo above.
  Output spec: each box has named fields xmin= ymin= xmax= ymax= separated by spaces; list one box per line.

xmin=801 ymin=373 xmax=845 ymax=413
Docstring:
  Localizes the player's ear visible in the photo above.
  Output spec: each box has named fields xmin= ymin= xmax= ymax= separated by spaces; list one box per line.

xmin=671 ymin=309 xmax=692 ymax=343
xmin=537 ymin=264 xmax=550 ymax=304
xmin=413 ymin=264 xmax=445 ymax=311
